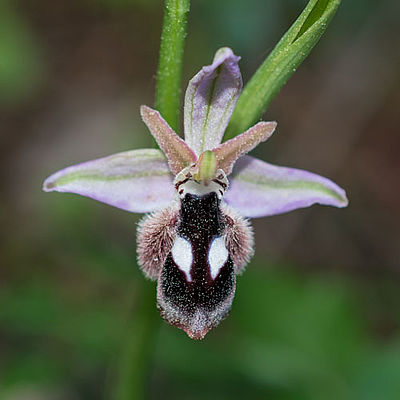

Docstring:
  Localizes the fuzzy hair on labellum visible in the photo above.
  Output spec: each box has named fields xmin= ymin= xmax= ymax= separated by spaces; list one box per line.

xmin=157 ymin=282 xmax=236 ymax=340
xmin=136 ymin=202 xmax=254 ymax=282
xmin=136 ymin=184 xmax=254 ymax=340
xmin=136 ymin=203 xmax=179 ymax=280
xmin=156 ymin=191 xmax=237 ymax=340
xmin=221 ymin=203 xmax=254 ymax=274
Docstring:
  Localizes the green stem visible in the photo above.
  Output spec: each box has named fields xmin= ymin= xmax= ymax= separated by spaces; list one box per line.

xmin=113 ymin=1 xmax=191 ymax=397
xmin=112 ymin=280 xmax=159 ymax=400
xmin=155 ymin=0 xmax=190 ymax=132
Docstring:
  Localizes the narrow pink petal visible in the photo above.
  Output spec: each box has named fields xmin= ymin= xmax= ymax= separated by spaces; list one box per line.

xmin=141 ymin=105 xmax=197 ymax=175
xmin=43 ymin=149 xmax=175 ymax=213
xmin=184 ymin=47 xmax=242 ymax=156
xmin=213 ymin=121 xmax=277 ymax=175
xmin=225 ymin=156 xmax=348 ymax=218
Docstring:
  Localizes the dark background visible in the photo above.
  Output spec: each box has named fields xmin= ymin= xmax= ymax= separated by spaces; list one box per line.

xmin=1 ymin=0 xmax=400 ymax=399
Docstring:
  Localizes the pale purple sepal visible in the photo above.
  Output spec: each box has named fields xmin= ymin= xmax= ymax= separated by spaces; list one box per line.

xmin=225 ymin=156 xmax=348 ymax=218
xmin=184 ymin=47 xmax=242 ymax=156
xmin=43 ymin=149 xmax=175 ymax=213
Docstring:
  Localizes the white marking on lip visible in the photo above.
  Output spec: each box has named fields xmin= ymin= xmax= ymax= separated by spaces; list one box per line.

xmin=171 ymin=236 xmax=193 ymax=282
xmin=208 ymin=236 xmax=229 ymax=280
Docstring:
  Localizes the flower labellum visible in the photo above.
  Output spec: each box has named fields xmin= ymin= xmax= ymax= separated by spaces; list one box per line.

xmin=43 ymin=48 xmax=348 ymax=339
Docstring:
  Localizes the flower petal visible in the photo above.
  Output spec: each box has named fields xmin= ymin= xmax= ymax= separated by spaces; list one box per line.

xmin=225 ymin=156 xmax=348 ymax=218
xmin=140 ymin=105 xmax=197 ymax=175
xmin=184 ymin=47 xmax=242 ymax=156
xmin=213 ymin=121 xmax=277 ymax=175
xmin=43 ymin=149 xmax=175 ymax=213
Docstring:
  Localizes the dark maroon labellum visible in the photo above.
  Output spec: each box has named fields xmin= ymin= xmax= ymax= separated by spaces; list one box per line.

xmin=157 ymin=192 xmax=235 ymax=339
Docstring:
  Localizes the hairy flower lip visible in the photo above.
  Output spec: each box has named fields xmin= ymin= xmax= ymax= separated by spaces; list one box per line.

xmin=184 ymin=327 xmax=210 ymax=340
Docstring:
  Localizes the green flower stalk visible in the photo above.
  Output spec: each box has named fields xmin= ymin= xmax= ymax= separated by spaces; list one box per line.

xmin=155 ymin=0 xmax=190 ymax=131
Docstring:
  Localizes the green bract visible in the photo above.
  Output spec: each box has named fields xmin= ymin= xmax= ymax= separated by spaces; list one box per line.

xmin=226 ymin=0 xmax=341 ymax=139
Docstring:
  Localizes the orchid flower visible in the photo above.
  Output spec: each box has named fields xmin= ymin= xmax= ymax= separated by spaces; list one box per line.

xmin=43 ymin=48 xmax=348 ymax=340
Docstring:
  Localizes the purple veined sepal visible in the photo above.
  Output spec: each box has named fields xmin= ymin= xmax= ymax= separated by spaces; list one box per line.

xmin=225 ymin=156 xmax=349 ymax=218
xmin=43 ymin=149 xmax=175 ymax=213
xmin=184 ymin=47 xmax=243 ymax=156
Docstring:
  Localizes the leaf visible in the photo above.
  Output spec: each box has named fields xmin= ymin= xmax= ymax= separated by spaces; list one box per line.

xmin=225 ymin=0 xmax=341 ymax=139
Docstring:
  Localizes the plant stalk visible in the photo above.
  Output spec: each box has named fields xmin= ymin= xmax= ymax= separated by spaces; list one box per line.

xmin=155 ymin=0 xmax=190 ymax=132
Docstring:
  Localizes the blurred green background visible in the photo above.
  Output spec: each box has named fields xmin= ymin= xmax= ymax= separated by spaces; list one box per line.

xmin=1 ymin=0 xmax=400 ymax=399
